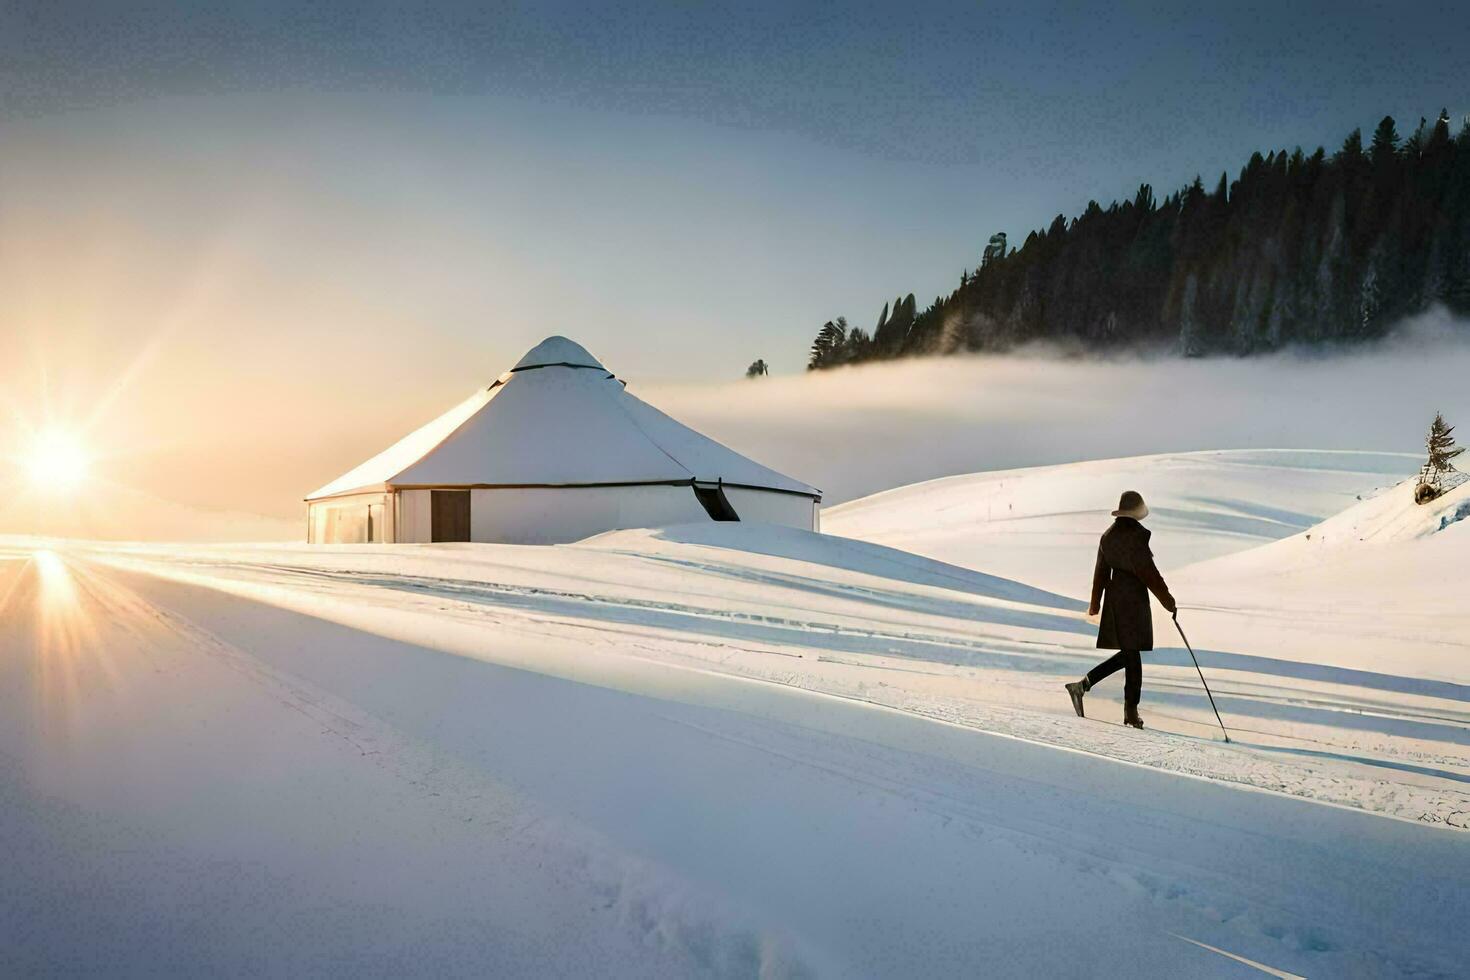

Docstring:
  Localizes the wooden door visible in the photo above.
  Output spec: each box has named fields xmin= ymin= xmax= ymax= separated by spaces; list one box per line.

xmin=431 ymin=490 xmax=471 ymax=542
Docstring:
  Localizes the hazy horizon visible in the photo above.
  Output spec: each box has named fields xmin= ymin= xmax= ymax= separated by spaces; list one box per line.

xmin=2 ymin=2 xmax=1467 ymax=538
xmin=4 ymin=308 xmax=1465 ymax=540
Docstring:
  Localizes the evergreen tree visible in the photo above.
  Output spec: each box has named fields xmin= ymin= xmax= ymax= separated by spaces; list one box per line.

xmin=804 ymin=109 xmax=1470 ymax=368
xmin=873 ymin=294 xmax=916 ymax=352
xmin=745 ymin=359 xmax=769 ymax=378
xmin=1417 ymin=412 xmax=1464 ymax=502
xmin=982 ymin=232 xmax=1007 ymax=267
xmin=1369 ymin=116 xmax=1400 ymax=167
xmin=1402 ymin=117 xmax=1428 ymax=160
xmin=1427 ymin=109 xmax=1453 ymax=156
xmin=807 ymin=318 xmax=848 ymax=370
xmin=1427 ymin=411 xmax=1464 ymax=475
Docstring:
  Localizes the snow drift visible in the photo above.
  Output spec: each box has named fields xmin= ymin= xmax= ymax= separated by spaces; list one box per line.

xmin=4 ymin=447 xmax=1469 ymax=976
xmin=823 ymin=448 xmax=1417 ymax=591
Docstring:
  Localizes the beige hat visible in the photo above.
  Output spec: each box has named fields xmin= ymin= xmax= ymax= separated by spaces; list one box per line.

xmin=1111 ymin=490 xmax=1149 ymax=519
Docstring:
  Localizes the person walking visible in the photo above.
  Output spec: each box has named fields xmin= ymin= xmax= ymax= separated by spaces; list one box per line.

xmin=1066 ymin=491 xmax=1175 ymax=729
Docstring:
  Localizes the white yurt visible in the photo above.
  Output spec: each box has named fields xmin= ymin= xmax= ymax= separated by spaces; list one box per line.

xmin=305 ymin=337 xmax=821 ymax=544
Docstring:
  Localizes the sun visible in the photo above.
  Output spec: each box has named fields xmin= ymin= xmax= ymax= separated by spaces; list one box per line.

xmin=27 ymin=429 xmax=91 ymax=490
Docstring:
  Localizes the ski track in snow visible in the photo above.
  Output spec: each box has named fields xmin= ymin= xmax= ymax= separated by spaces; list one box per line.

xmin=4 ymin=450 xmax=1469 ymax=976
xmin=7 ymin=550 xmax=1466 ymax=977
xmin=81 ymin=515 xmax=1470 ymax=832
xmin=0 ymin=551 xmax=820 ymax=977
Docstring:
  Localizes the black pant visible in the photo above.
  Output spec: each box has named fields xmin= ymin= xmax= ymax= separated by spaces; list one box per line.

xmin=1087 ymin=650 xmax=1141 ymax=707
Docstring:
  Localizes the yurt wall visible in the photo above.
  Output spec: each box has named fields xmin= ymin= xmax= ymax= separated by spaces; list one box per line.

xmin=395 ymin=489 xmax=432 ymax=543
xmin=307 ymin=492 xmax=393 ymax=544
xmin=468 ymin=485 xmax=710 ymax=545
xmin=721 ymin=487 xmax=819 ymax=530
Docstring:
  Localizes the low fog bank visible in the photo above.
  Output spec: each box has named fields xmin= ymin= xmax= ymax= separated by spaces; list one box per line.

xmin=2 ymin=483 xmax=298 ymax=543
xmin=646 ymin=310 xmax=1470 ymax=504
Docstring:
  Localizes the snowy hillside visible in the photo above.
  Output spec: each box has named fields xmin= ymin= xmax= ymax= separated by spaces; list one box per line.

xmin=3 ymin=450 xmax=1468 ymax=976
xmin=1209 ymin=470 xmax=1470 ymax=560
xmin=1173 ymin=477 xmax=1470 ymax=684
xmin=822 ymin=449 xmax=1416 ymax=591
xmin=825 ymin=448 xmax=1469 ymax=789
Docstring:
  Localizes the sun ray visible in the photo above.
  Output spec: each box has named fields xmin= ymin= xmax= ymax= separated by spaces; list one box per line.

xmin=29 ymin=549 xmax=98 ymax=738
xmin=78 ymin=217 xmax=258 ymax=437
xmin=0 ymin=212 xmax=263 ymax=546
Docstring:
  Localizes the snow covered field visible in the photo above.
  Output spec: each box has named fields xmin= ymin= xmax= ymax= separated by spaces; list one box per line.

xmin=4 ymin=450 xmax=1468 ymax=976
xmin=823 ymin=448 xmax=1418 ymax=590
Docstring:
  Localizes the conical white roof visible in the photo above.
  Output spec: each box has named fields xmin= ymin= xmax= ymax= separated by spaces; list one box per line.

xmin=307 ymin=337 xmax=819 ymax=500
xmin=511 ymin=336 xmax=604 ymax=371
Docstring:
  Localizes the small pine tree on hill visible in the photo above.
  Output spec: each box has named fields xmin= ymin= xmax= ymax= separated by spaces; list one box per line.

xmin=1415 ymin=412 xmax=1464 ymax=503
xmin=745 ymin=359 xmax=769 ymax=378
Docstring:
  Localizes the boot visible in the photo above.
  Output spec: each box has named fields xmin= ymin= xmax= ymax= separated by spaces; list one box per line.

xmin=1123 ymin=704 xmax=1144 ymax=729
xmin=1065 ymin=678 xmax=1089 ymax=718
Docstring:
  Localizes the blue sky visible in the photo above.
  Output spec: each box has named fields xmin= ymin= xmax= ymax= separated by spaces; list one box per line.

xmin=3 ymin=1 xmax=1465 ymax=376
xmin=0 ymin=1 xmax=1466 ymax=521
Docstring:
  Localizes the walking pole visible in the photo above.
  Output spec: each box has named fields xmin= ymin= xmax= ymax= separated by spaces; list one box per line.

xmin=1172 ymin=611 xmax=1231 ymax=743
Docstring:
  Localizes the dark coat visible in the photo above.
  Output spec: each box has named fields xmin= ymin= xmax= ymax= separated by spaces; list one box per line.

xmin=1091 ymin=518 xmax=1174 ymax=651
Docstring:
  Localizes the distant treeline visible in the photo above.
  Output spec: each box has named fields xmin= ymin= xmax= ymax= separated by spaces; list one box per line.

xmin=808 ymin=111 xmax=1470 ymax=368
